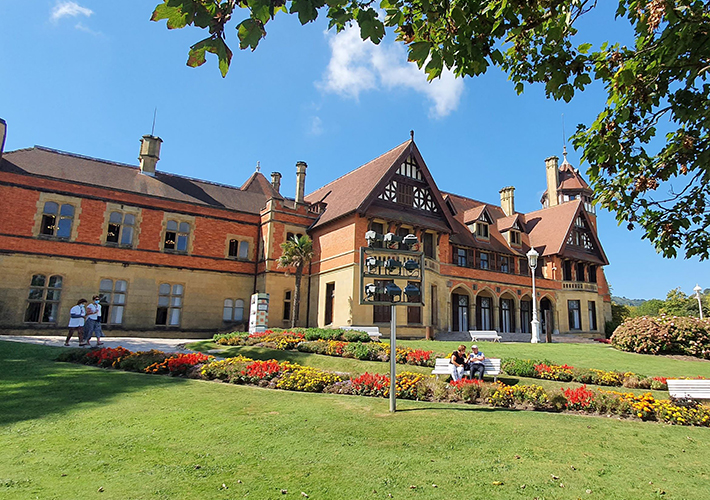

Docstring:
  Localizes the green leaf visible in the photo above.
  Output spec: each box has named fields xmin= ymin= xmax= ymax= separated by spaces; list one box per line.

xmin=578 ymin=42 xmax=592 ymax=54
xmin=291 ymin=0 xmax=321 ymax=24
xmin=237 ymin=18 xmax=265 ymax=51
xmin=151 ymin=1 xmax=192 ymax=29
xmin=187 ymin=37 xmax=233 ymax=77
xmin=408 ymin=41 xmax=432 ymax=66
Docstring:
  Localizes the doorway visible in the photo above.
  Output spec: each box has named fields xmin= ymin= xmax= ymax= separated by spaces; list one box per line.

xmin=452 ymin=293 xmax=469 ymax=332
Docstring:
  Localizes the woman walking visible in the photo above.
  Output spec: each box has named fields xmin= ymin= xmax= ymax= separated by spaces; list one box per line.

xmin=65 ymin=298 xmax=87 ymax=346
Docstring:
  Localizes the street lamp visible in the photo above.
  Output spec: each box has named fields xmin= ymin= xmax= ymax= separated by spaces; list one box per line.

xmin=694 ymin=284 xmax=704 ymax=320
xmin=527 ymin=248 xmax=540 ymax=343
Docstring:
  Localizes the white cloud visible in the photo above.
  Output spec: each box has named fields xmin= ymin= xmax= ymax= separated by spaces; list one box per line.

xmin=74 ymin=22 xmax=102 ymax=36
xmin=318 ymin=27 xmax=464 ymax=119
xmin=309 ymin=116 xmax=324 ymax=136
xmin=51 ymin=1 xmax=93 ymax=22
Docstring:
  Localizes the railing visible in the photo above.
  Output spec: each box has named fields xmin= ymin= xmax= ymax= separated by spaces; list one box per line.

xmin=562 ymin=281 xmax=598 ymax=292
xmin=424 ymin=258 xmax=440 ymax=273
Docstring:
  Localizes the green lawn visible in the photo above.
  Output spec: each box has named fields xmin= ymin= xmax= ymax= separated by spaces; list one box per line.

xmin=2 ymin=340 xmax=710 ymax=499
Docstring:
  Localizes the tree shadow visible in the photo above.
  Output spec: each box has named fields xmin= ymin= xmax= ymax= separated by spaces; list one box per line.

xmin=0 ymin=341 xmax=186 ymax=426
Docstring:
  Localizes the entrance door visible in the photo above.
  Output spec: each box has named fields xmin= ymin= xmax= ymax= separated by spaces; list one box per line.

xmin=500 ymin=299 xmax=513 ymax=333
xmin=452 ymin=293 xmax=469 ymax=332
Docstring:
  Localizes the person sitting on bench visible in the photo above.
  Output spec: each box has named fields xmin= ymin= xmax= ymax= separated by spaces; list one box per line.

xmin=450 ymin=345 xmax=467 ymax=381
xmin=467 ymin=344 xmax=486 ymax=380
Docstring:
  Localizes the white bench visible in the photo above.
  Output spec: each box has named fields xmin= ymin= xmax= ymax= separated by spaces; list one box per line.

xmin=340 ymin=326 xmax=382 ymax=341
xmin=667 ymin=379 xmax=710 ymax=400
xmin=431 ymin=358 xmax=501 ymax=382
xmin=469 ymin=330 xmax=502 ymax=342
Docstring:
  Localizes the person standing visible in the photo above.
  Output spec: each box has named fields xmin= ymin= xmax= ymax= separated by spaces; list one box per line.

xmin=65 ymin=298 xmax=87 ymax=346
xmin=467 ymin=344 xmax=486 ymax=380
xmin=83 ymin=295 xmax=105 ymax=347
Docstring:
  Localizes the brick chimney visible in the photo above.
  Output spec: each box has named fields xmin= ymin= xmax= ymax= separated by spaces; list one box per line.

xmin=295 ymin=161 xmax=307 ymax=204
xmin=139 ymin=135 xmax=162 ymax=176
xmin=499 ymin=186 xmax=515 ymax=216
xmin=271 ymin=172 xmax=282 ymax=194
xmin=545 ymin=156 xmax=559 ymax=207
xmin=0 ymin=118 xmax=6 ymax=162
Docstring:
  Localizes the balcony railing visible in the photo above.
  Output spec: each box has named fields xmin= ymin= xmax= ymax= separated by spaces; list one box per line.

xmin=562 ymin=281 xmax=598 ymax=292
xmin=424 ymin=258 xmax=440 ymax=273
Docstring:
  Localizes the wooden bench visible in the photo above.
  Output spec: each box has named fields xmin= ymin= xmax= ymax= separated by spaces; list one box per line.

xmin=469 ymin=330 xmax=502 ymax=342
xmin=431 ymin=357 xmax=501 ymax=382
xmin=667 ymin=379 xmax=710 ymax=400
xmin=340 ymin=326 xmax=382 ymax=341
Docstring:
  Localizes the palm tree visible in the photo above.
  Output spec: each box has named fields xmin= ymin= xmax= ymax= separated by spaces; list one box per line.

xmin=277 ymin=234 xmax=314 ymax=328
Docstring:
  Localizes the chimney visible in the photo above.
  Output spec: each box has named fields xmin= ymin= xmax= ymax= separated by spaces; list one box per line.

xmin=139 ymin=135 xmax=162 ymax=176
xmin=271 ymin=172 xmax=282 ymax=194
xmin=0 ymin=118 xmax=6 ymax=162
xmin=545 ymin=155 xmax=560 ymax=207
xmin=499 ymin=186 xmax=515 ymax=216
xmin=295 ymin=161 xmax=307 ymax=204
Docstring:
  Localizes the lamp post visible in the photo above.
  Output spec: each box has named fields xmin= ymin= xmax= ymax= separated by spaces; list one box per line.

xmin=694 ymin=284 xmax=704 ymax=320
xmin=527 ymin=248 xmax=540 ymax=343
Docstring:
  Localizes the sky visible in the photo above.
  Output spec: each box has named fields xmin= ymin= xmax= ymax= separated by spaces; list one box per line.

xmin=0 ymin=1 xmax=706 ymax=300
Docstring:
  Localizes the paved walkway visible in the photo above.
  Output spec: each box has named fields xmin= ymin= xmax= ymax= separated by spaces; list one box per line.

xmin=0 ymin=335 xmax=198 ymax=353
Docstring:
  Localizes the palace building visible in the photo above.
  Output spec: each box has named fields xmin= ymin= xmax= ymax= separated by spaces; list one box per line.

xmin=0 ymin=118 xmax=611 ymax=339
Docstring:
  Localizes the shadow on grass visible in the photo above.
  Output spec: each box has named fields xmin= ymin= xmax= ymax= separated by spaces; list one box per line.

xmin=0 ymin=341 xmax=186 ymax=426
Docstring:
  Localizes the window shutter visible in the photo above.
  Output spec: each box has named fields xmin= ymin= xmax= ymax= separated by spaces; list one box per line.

xmin=467 ymin=249 xmax=475 ymax=268
xmin=490 ymin=253 xmax=497 ymax=271
xmin=475 ymin=250 xmax=481 ymax=269
xmin=452 ymin=247 xmax=458 ymax=264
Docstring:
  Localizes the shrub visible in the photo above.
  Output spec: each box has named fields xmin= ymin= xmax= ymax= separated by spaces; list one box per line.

xmin=563 ymin=385 xmax=596 ymax=411
xmin=116 ymin=350 xmax=171 ymax=372
xmin=297 ymin=340 xmax=328 ymax=355
xmin=351 ymin=372 xmax=389 ymax=397
xmin=571 ymin=367 xmax=595 ymax=384
xmin=56 ymin=348 xmax=89 ymax=363
xmin=502 ymin=358 xmax=546 ymax=378
xmin=344 ymin=342 xmax=383 ymax=361
xmin=611 ymin=315 xmax=710 ymax=359
xmin=213 ymin=331 xmax=249 ymax=345
xmin=342 ymin=330 xmax=371 ymax=343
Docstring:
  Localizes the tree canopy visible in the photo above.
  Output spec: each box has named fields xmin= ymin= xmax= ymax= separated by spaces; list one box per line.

xmin=151 ymin=0 xmax=710 ymax=260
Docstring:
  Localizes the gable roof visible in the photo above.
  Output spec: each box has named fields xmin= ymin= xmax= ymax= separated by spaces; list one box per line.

xmin=305 ymin=140 xmax=456 ymax=232
xmin=241 ymin=171 xmax=283 ymax=199
xmin=524 ymin=200 xmax=608 ymax=265
xmin=0 ymin=146 xmax=272 ymax=215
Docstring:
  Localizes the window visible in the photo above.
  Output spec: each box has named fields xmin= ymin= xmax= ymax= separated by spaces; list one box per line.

xmin=476 ymin=223 xmax=489 ymax=239
xmin=283 ymin=290 xmax=292 ymax=321
xmin=588 ymin=265 xmax=597 ymax=283
xmin=223 ymin=299 xmax=245 ymax=322
xmin=563 ymin=260 xmax=573 ymax=281
xmin=576 ymin=262 xmax=586 ymax=282
xmin=324 ymin=283 xmax=335 ymax=325
xmin=99 ymin=279 xmax=127 ymax=324
xmin=568 ymin=300 xmax=581 ymax=330
xmin=500 ymin=299 xmax=513 ymax=333
xmin=164 ymin=220 xmax=190 ymax=252
xmin=228 ymin=239 xmax=239 ymax=257
xmin=40 ymin=202 xmax=74 ymax=239
xmin=519 ymin=258 xmax=529 ymax=276
xmin=228 ymin=240 xmax=249 ymax=259
xmin=396 ymin=182 xmax=414 ymax=206
xmin=520 ymin=300 xmax=531 ymax=333
xmin=479 ymin=252 xmax=489 ymax=270
xmin=422 ymin=232 xmax=434 ymax=259
xmin=24 ymin=274 xmax=62 ymax=323
xmin=499 ymin=256 xmax=509 ymax=273
xmin=457 ymin=247 xmax=467 ymax=267
xmin=509 ymin=230 xmax=521 ymax=246
xmin=430 ymin=285 xmax=438 ymax=326
xmin=373 ymin=279 xmax=392 ymax=323
xmin=239 ymin=241 xmax=249 ymax=259
xmin=477 ymin=296 xmax=492 ymax=330
xmin=156 ymin=283 xmax=183 ymax=326
xmin=106 ymin=212 xmax=135 ymax=246
xmin=406 ymin=281 xmax=421 ymax=324
xmin=588 ymin=301 xmax=597 ymax=331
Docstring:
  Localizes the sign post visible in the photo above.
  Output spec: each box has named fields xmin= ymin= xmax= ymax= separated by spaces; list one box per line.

xmin=360 ymin=234 xmax=424 ymax=412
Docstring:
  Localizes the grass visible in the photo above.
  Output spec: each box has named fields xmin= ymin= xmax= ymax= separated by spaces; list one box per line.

xmin=3 ymin=340 xmax=710 ymax=499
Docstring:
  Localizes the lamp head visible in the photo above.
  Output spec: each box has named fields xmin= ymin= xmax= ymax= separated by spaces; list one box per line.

xmin=364 ymin=283 xmax=377 ymax=299
xmin=402 ymin=233 xmax=419 ymax=250
xmin=403 ymin=283 xmax=420 ymax=298
xmin=384 ymin=283 xmax=402 ymax=300
xmin=694 ymin=284 xmax=702 ymax=295
xmin=365 ymin=230 xmax=383 ymax=247
xmin=526 ymin=247 xmax=539 ymax=269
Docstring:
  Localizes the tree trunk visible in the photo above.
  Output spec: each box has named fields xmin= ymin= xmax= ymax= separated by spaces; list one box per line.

xmin=291 ymin=264 xmax=303 ymax=329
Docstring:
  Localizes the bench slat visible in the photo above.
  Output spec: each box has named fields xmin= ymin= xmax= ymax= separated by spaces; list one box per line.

xmin=667 ymin=379 xmax=710 ymax=400
xmin=432 ymin=357 xmax=501 ymax=381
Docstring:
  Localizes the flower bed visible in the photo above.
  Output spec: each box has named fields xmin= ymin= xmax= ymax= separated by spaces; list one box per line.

xmin=56 ymin=347 xmax=710 ymax=427
xmin=501 ymin=358 xmax=702 ymax=391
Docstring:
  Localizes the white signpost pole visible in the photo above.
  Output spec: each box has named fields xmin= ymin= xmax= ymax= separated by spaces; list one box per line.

xmin=389 ymin=304 xmax=397 ymax=413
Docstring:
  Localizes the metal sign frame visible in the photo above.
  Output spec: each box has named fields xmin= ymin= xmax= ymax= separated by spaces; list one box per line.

xmin=359 ymin=246 xmax=425 ymax=306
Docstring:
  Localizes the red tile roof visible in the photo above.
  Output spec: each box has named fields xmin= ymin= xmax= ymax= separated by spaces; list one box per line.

xmin=1 ymin=146 xmax=271 ymax=214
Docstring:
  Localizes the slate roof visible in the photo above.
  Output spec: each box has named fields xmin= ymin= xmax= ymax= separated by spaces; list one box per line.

xmin=0 ymin=146 xmax=272 ymax=214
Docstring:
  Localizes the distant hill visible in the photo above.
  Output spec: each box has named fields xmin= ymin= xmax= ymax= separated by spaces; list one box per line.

xmin=612 ymin=296 xmax=647 ymax=307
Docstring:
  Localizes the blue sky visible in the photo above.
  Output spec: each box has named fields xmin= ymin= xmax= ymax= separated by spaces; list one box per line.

xmin=0 ymin=1 xmax=705 ymax=300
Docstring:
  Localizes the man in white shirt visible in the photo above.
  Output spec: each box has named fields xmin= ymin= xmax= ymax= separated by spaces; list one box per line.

xmin=65 ymin=298 xmax=87 ymax=346
xmin=83 ymin=295 xmax=105 ymax=346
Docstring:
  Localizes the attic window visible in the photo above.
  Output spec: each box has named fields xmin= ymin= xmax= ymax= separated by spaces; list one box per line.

xmin=476 ymin=222 xmax=489 ymax=239
xmin=397 ymin=156 xmax=423 ymax=180
xmin=509 ymin=230 xmax=521 ymax=246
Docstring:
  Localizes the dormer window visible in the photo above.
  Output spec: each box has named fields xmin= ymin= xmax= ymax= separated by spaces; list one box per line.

xmin=476 ymin=222 xmax=489 ymax=239
xmin=509 ymin=230 xmax=521 ymax=246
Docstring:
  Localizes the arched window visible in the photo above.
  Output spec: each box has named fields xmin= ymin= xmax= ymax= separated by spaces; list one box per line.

xmin=25 ymin=274 xmax=62 ymax=323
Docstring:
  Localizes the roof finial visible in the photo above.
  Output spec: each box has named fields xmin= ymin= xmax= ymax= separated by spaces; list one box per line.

xmin=256 ymin=161 xmax=260 ymax=172
xmin=410 ymin=130 xmax=414 ymax=141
